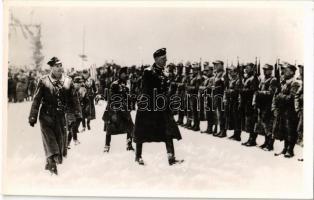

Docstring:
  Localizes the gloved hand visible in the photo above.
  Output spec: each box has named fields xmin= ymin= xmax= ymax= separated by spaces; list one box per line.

xmin=29 ymin=117 xmax=36 ymax=127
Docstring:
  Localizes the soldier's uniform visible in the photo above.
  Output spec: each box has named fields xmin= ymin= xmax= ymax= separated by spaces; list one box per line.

xmin=225 ymin=66 xmax=242 ymax=140
xmin=200 ymin=63 xmax=215 ymax=134
xmin=175 ymin=63 xmax=185 ymax=125
xmin=182 ymin=63 xmax=193 ymax=128
xmin=272 ymin=63 xmax=300 ymax=158
xmin=253 ymin=64 xmax=278 ymax=150
xmin=129 ymin=65 xmax=138 ymax=110
xmin=133 ymin=48 xmax=182 ymax=166
xmin=66 ymin=76 xmax=83 ymax=147
xmin=295 ymin=65 xmax=303 ymax=147
xmin=240 ymin=63 xmax=260 ymax=146
xmin=102 ymin=67 xmax=134 ymax=152
xmin=28 ymin=57 xmax=81 ymax=175
xmin=186 ymin=62 xmax=204 ymax=131
xmin=81 ymin=70 xmax=97 ymax=131
xmin=212 ymin=60 xmax=226 ymax=138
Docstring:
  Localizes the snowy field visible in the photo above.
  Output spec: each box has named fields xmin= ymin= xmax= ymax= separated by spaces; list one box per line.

xmin=3 ymin=101 xmax=306 ymax=198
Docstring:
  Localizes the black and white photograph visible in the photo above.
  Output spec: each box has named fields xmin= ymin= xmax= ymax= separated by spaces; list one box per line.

xmin=1 ymin=0 xmax=313 ymax=199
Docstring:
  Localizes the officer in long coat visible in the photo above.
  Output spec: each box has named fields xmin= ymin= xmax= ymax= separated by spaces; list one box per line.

xmin=295 ymin=64 xmax=303 ymax=147
xmin=102 ymin=67 xmax=135 ymax=153
xmin=133 ymin=48 xmax=183 ymax=166
xmin=240 ymin=63 xmax=260 ymax=146
xmin=273 ymin=63 xmax=300 ymax=158
xmin=253 ymin=64 xmax=278 ymax=151
xmin=28 ymin=57 xmax=81 ymax=175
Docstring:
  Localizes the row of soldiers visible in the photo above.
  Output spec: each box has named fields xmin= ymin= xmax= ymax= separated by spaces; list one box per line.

xmin=8 ymin=69 xmax=38 ymax=102
xmin=161 ymin=60 xmax=303 ymax=159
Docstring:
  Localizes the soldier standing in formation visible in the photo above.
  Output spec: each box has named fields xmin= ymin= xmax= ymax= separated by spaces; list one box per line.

xmin=187 ymin=62 xmax=203 ymax=131
xmin=253 ymin=64 xmax=278 ymax=151
xmin=240 ymin=63 xmax=260 ymax=146
xmin=225 ymin=65 xmax=242 ymax=140
xmin=212 ymin=60 xmax=227 ymax=138
xmin=295 ymin=64 xmax=303 ymax=161
xmin=28 ymin=57 xmax=81 ymax=175
xmin=133 ymin=48 xmax=183 ymax=165
xmin=175 ymin=63 xmax=185 ymax=125
xmin=273 ymin=63 xmax=300 ymax=158
xmin=102 ymin=67 xmax=135 ymax=153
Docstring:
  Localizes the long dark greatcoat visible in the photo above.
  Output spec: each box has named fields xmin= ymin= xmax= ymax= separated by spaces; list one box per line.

xmin=29 ymin=74 xmax=81 ymax=162
xmin=102 ymin=79 xmax=134 ymax=135
xmin=132 ymin=64 xmax=182 ymax=143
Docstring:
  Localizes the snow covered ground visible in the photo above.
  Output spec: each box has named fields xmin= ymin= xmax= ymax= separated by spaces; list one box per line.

xmin=2 ymin=101 xmax=306 ymax=198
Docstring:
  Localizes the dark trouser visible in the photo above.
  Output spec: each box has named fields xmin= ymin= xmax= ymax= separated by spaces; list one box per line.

xmin=82 ymin=118 xmax=90 ymax=129
xmin=67 ymin=119 xmax=80 ymax=145
xmin=105 ymin=130 xmax=132 ymax=146
xmin=135 ymin=138 xmax=175 ymax=159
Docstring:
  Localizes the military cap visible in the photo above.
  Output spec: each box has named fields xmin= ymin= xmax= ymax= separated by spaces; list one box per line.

xmin=47 ymin=57 xmax=62 ymax=67
xmin=262 ymin=64 xmax=273 ymax=70
xmin=82 ymin=69 xmax=89 ymax=74
xmin=192 ymin=62 xmax=200 ymax=70
xmin=282 ymin=62 xmax=297 ymax=72
xmin=204 ymin=65 xmax=210 ymax=71
xmin=73 ymin=76 xmax=82 ymax=83
xmin=245 ymin=62 xmax=255 ymax=68
xmin=203 ymin=61 xmax=209 ymax=66
xmin=176 ymin=62 xmax=184 ymax=69
xmin=119 ymin=66 xmax=128 ymax=75
xmin=153 ymin=48 xmax=166 ymax=58
xmin=298 ymin=64 xmax=304 ymax=69
xmin=185 ymin=61 xmax=192 ymax=67
xmin=167 ymin=63 xmax=176 ymax=70
xmin=212 ymin=60 xmax=224 ymax=65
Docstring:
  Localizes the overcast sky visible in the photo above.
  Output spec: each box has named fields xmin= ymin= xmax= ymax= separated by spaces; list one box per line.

xmin=8 ymin=2 xmax=306 ymax=70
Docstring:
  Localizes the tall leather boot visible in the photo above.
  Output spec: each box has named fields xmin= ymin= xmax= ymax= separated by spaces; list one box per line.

xmin=259 ymin=135 xmax=268 ymax=149
xmin=265 ymin=137 xmax=274 ymax=151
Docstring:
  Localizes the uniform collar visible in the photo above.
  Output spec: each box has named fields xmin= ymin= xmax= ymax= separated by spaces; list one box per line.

xmin=49 ymin=73 xmax=65 ymax=84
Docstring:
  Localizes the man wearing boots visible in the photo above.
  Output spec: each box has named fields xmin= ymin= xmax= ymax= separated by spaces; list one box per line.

xmin=212 ymin=60 xmax=227 ymax=138
xmin=102 ymin=67 xmax=134 ymax=153
xmin=200 ymin=63 xmax=215 ymax=134
xmin=133 ymin=48 xmax=183 ymax=166
xmin=273 ymin=62 xmax=300 ymax=158
xmin=253 ymin=64 xmax=278 ymax=151
xmin=175 ymin=62 xmax=185 ymax=125
xmin=225 ymin=65 xmax=242 ymax=141
xmin=81 ymin=70 xmax=97 ymax=131
xmin=28 ymin=57 xmax=81 ymax=175
xmin=295 ymin=64 xmax=303 ymax=161
xmin=240 ymin=63 xmax=260 ymax=146
xmin=186 ymin=62 xmax=203 ymax=131
xmin=182 ymin=62 xmax=193 ymax=129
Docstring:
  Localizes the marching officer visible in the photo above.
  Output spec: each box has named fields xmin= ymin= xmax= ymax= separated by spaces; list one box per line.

xmin=240 ymin=63 xmax=260 ymax=146
xmin=28 ymin=57 xmax=81 ymax=175
xmin=252 ymin=64 xmax=278 ymax=151
xmin=102 ymin=67 xmax=135 ymax=153
xmin=133 ymin=48 xmax=183 ymax=166
xmin=273 ymin=62 xmax=300 ymax=158
xmin=212 ymin=60 xmax=227 ymax=138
